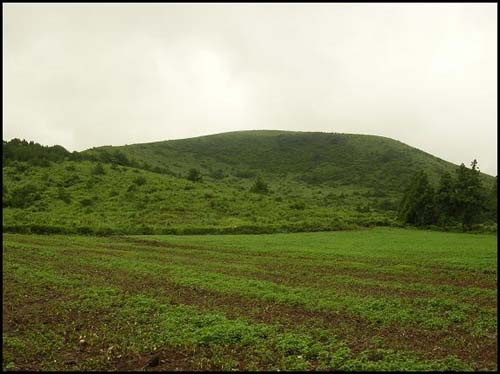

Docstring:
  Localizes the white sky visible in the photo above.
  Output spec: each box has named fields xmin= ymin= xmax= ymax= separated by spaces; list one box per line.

xmin=3 ymin=3 xmax=498 ymax=175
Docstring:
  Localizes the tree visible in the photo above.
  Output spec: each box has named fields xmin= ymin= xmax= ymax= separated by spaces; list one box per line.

xmin=454 ymin=160 xmax=485 ymax=231
xmin=398 ymin=170 xmax=436 ymax=226
xmin=187 ymin=168 xmax=202 ymax=182
xmin=250 ymin=176 xmax=269 ymax=194
xmin=490 ymin=176 xmax=498 ymax=222
xmin=435 ymin=172 xmax=456 ymax=226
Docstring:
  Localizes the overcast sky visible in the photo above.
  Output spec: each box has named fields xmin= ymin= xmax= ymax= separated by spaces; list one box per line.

xmin=3 ymin=3 xmax=498 ymax=175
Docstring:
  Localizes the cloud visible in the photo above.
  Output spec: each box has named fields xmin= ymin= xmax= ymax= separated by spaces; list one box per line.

xmin=3 ymin=3 xmax=497 ymax=175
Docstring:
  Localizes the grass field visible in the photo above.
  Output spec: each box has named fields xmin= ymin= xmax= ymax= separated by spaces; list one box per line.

xmin=2 ymin=228 xmax=497 ymax=371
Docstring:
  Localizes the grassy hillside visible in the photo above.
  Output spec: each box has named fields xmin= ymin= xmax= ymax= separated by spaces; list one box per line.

xmin=88 ymin=130 xmax=475 ymax=191
xmin=2 ymin=159 xmax=396 ymax=234
xmin=3 ymin=228 xmax=497 ymax=370
xmin=3 ymin=131 xmax=495 ymax=234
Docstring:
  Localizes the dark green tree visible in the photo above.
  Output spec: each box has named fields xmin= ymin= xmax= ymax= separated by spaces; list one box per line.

xmin=398 ymin=170 xmax=436 ymax=226
xmin=250 ymin=176 xmax=269 ymax=194
xmin=454 ymin=160 xmax=485 ymax=231
xmin=491 ymin=176 xmax=498 ymax=222
xmin=187 ymin=168 xmax=202 ymax=182
xmin=435 ymin=172 xmax=456 ymax=226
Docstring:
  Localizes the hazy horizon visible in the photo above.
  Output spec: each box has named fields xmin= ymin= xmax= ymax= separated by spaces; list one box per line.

xmin=3 ymin=3 xmax=497 ymax=174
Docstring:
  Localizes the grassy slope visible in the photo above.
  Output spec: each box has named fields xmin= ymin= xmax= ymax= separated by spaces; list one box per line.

xmin=90 ymin=130 xmax=476 ymax=190
xmin=2 ymin=160 xmax=395 ymax=233
xmin=3 ymin=228 xmax=497 ymax=370
xmin=3 ymin=131 xmax=495 ymax=233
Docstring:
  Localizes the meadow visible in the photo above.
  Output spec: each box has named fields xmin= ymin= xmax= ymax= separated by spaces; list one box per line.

xmin=3 ymin=228 xmax=497 ymax=371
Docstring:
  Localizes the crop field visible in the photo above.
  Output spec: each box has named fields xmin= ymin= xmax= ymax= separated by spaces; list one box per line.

xmin=2 ymin=228 xmax=497 ymax=371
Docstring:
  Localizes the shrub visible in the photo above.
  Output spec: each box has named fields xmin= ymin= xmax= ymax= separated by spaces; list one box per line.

xmin=9 ymin=184 xmax=41 ymax=208
xmin=63 ymin=174 xmax=81 ymax=187
xmin=210 ymin=169 xmax=225 ymax=180
xmin=79 ymin=197 xmax=94 ymax=207
xmin=13 ymin=162 xmax=30 ymax=174
xmin=187 ymin=168 xmax=202 ymax=182
xmin=57 ymin=187 xmax=71 ymax=204
xmin=290 ymin=201 xmax=306 ymax=210
xmin=91 ymin=163 xmax=106 ymax=175
xmin=250 ymin=176 xmax=269 ymax=194
xmin=133 ymin=176 xmax=146 ymax=186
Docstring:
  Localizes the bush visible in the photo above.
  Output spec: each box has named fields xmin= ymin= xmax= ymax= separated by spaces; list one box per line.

xmin=9 ymin=184 xmax=41 ymax=208
xmin=133 ymin=176 xmax=146 ymax=186
xmin=250 ymin=176 xmax=269 ymax=194
xmin=13 ymin=162 xmax=30 ymax=174
xmin=289 ymin=201 xmax=306 ymax=210
xmin=210 ymin=169 xmax=225 ymax=180
xmin=91 ymin=163 xmax=106 ymax=175
xmin=63 ymin=174 xmax=81 ymax=187
xmin=79 ymin=198 xmax=94 ymax=207
xmin=57 ymin=187 xmax=71 ymax=204
xmin=187 ymin=168 xmax=202 ymax=182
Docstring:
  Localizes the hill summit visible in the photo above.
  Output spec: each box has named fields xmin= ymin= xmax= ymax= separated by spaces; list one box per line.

xmin=88 ymin=130 xmax=467 ymax=190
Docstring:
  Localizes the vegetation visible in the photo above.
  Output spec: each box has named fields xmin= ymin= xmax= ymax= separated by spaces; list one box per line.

xmin=398 ymin=171 xmax=435 ymax=226
xmin=3 ymin=132 xmax=496 ymax=235
xmin=249 ymin=176 xmax=269 ymax=194
xmin=2 ymin=131 xmax=497 ymax=371
xmin=86 ymin=130 xmax=477 ymax=191
xmin=3 ymin=228 xmax=496 ymax=371
xmin=399 ymin=160 xmax=496 ymax=231
xmin=187 ymin=168 xmax=202 ymax=182
xmin=3 ymin=138 xmax=72 ymax=166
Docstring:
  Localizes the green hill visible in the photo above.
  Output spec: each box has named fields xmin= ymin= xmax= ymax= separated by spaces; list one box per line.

xmin=87 ymin=130 xmax=467 ymax=190
xmin=2 ymin=131 xmax=495 ymax=234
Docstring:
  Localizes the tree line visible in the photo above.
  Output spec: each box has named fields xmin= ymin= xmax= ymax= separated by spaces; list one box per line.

xmin=399 ymin=160 xmax=497 ymax=231
xmin=3 ymin=138 xmax=175 ymax=175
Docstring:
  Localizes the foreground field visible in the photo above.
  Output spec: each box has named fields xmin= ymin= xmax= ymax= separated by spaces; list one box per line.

xmin=3 ymin=228 xmax=497 ymax=371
